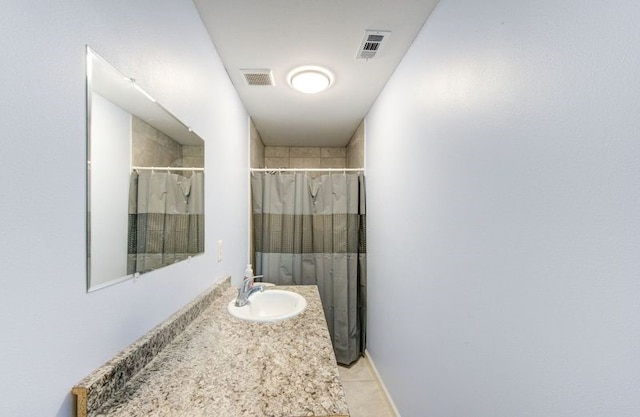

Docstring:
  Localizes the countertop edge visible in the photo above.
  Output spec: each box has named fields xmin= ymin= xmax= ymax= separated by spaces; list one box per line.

xmin=72 ymin=276 xmax=231 ymax=417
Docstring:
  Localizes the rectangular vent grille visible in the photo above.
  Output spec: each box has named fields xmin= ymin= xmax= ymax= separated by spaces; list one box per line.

xmin=240 ymin=69 xmax=275 ymax=86
xmin=356 ymin=30 xmax=390 ymax=60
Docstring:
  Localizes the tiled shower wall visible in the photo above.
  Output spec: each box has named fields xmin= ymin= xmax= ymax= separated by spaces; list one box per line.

xmin=250 ymin=119 xmax=265 ymax=168
xmin=265 ymin=146 xmax=346 ymax=169
xmin=249 ymin=118 xmax=364 ymax=169
xmin=132 ymin=116 xmax=204 ymax=168
xmin=346 ymin=120 xmax=364 ymax=169
xmin=182 ymin=145 xmax=204 ymax=169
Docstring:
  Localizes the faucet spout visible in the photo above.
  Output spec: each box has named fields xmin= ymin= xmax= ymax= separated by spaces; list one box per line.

xmin=235 ymin=275 xmax=265 ymax=307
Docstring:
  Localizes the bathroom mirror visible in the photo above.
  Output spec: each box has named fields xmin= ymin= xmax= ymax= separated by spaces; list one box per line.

xmin=86 ymin=47 xmax=205 ymax=292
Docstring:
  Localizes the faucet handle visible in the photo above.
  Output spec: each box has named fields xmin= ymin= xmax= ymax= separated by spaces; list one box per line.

xmin=241 ymin=275 xmax=253 ymax=292
xmin=241 ymin=275 xmax=263 ymax=292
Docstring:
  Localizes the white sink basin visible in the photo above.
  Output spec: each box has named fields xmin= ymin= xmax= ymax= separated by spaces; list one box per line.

xmin=227 ymin=289 xmax=307 ymax=322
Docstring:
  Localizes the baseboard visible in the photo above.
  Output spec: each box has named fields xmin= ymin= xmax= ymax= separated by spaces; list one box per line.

xmin=364 ymin=349 xmax=401 ymax=417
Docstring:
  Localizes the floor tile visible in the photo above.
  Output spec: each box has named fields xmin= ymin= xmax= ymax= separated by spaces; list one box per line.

xmin=338 ymin=358 xmax=374 ymax=382
xmin=341 ymin=380 xmax=394 ymax=417
xmin=338 ymin=357 xmax=396 ymax=417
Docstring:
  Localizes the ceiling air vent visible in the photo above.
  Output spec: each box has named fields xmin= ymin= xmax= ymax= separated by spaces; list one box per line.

xmin=356 ymin=30 xmax=391 ymax=60
xmin=240 ymin=69 xmax=275 ymax=86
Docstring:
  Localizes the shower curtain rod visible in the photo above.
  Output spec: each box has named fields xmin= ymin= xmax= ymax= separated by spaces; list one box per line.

xmin=131 ymin=166 xmax=204 ymax=172
xmin=250 ymin=168 xmax=364 ymax=172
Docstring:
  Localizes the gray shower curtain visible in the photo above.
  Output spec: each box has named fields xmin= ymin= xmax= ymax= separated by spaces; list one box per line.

xmin=251 ymin=171 xmax=366 ymax=365
xmin=128 ymin=171 xmax=204 ymax=274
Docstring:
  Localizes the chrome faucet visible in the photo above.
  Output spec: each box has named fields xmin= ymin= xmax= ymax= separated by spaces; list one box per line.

xmin=235 ymin=275 xmax=265 ymax=307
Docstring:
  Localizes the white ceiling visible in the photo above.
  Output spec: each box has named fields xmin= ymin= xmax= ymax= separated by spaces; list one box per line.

xmin=193 ymin=0 xmax=439 ymax=147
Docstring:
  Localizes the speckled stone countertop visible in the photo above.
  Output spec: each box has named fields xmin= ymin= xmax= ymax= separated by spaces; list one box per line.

xmin=92 ymin=285 xmax=349 ymax=417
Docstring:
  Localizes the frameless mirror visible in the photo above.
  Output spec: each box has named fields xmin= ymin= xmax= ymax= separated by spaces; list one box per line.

xmin=86 ymin=47 xmax=205 ymax=292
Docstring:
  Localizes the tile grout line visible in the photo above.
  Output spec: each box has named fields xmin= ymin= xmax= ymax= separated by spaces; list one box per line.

xmin=364 ymin=350 xmax=402 ymax=417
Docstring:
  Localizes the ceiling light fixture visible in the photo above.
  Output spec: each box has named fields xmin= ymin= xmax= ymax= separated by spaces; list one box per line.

xmin=288 ymin=66 xmax=334 ymax=94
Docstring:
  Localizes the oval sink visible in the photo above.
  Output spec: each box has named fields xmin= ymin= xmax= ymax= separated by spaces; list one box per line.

xmin=227 ymin=289 xmax=307 ymax=322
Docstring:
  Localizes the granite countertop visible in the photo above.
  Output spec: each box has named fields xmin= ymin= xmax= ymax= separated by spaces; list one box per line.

xmin=93 ymin=285 xmax=349 ymax=417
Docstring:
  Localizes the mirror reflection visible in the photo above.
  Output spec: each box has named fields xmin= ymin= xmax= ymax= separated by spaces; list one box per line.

xmin=87 ymin=47 xmax=205 ymax=292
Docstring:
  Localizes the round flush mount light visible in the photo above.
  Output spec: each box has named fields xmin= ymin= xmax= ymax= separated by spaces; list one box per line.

xmin=288 ymin=66 xmax=334 ymax=94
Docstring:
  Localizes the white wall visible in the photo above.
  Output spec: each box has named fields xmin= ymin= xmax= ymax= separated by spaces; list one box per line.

xmin=365 ymin=0 xmax=640 ymax=416
xmin=90 ymin=93 xmax=131 ymax=287
xmin=0 ymin=1 xmax=249 ymax=416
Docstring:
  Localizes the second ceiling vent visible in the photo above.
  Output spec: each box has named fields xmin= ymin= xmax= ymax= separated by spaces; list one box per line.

xmin=356 ymin=30 xmax=391 ymax=60
xmin=240 ymin=69 xmax=275 ymax=86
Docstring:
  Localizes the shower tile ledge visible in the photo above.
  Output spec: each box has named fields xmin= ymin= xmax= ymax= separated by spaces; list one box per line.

xmin=73 ymin=280 xmax=349 ymax=417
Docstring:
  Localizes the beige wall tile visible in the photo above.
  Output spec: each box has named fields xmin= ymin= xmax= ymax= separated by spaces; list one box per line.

xmin=321 ymin=147 xmax=346 ymax=158
xmin=132 ymin=116 xmax=158 ymax=141
xmin=264 ymin=146 xmax=290 ymax=157
xmin=182 ymin=155 xmax=204 ymax=168
xmin=250 ymin=120 xmax=265 ymax=168
xmin=265 ymin=157 xmax=290 ymax=168
xmin=346 ymin=119 xmax=365 ymax=168
xmin=182 ymin=145 xmax=203 ymax=157
xmin=290 ymin=157 xmax=321 ymax=168
xmin=183 ymin=146 xmax=204 ymax=168
xmin=320 ymin=157 xmax=346 ymax=168
xmin=132 ymin=116 xmax=183 ymax=167
xmin=290 ymin=146 xmax=321 ymax=157
xmin=263 ymin=146 xmax=350 ymax=170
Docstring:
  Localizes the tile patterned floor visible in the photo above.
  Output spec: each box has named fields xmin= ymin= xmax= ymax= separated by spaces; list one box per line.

xmin=338 ymin=356 xmax=396 ymax=417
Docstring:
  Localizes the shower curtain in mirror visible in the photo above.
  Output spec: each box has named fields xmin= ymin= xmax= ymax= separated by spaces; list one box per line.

xmin=251 ymin=171 xmax=366 ymax=365
xmin=128 ymin=171 xmax=204 ymax=274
